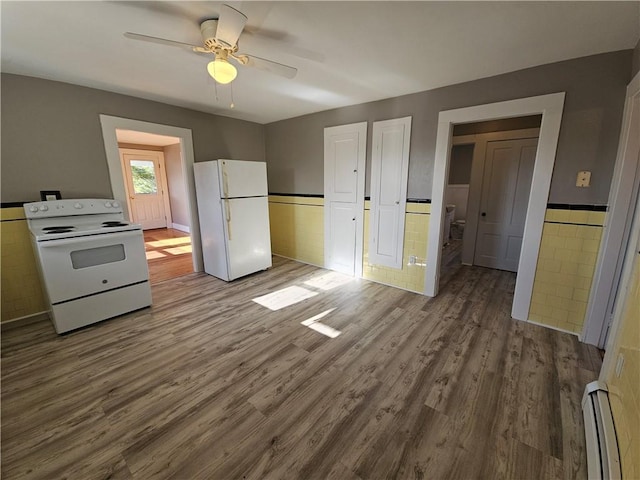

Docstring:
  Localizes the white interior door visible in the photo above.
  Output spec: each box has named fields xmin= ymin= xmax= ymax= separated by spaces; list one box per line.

xmin=369 ymin=116 xmax=412 ymax=268
xmin=324 ymin=122 xmax=367 ymax=276
xmin=474 ymin=137 xmax=538 ymax=271
xmin=121 ymin=149 xmax=172 ymax=230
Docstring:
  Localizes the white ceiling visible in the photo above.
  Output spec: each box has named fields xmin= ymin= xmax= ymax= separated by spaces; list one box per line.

xmin=2 ymin=1 xmax=639 ymax=124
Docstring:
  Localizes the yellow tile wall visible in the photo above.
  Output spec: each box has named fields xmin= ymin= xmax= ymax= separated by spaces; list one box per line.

xmin=605 ymin=253 xmax=640 ymax=480
xmin=1 ymin=208 xmax=47 ymax=322
xmin=529 ymin=209 xmax=606 ymax=333
xmin=362 ymin=203 xmax=430 ymax=293
xmin=268 ymin=196 xmax=324 ymax=267
xmin=268 ymin=196 xmax=431 ymax=293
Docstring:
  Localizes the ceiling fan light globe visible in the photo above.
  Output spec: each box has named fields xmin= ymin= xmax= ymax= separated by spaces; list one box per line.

xmin=207 ymin=59 xmax=237 ymax=84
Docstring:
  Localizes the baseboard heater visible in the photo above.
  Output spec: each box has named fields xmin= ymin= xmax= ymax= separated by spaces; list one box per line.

xmin=582 ymin=381 xmax=621 ymax=479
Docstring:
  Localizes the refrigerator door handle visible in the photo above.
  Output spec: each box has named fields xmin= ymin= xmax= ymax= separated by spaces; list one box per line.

xmin=221 ymin=162 xmax=229 ymax=199
xmin=225 ymin=199 xmax=232 ymax=240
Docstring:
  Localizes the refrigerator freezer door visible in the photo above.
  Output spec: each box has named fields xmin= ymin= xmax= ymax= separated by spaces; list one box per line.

xmin=218 ymin=160 xmax=268 ymax=198
xmin=222 ymin=196 xmax=272 ymax=280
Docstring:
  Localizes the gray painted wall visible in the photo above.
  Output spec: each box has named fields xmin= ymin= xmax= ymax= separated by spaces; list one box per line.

xmin=163 ymin=143 xmax=190 ymax=228
xmin=448 ymin=145 xmax=474 ymax=185
xmin=265 ymin=51 xmax=632 ymax=205
xmin=632 ymin=37 xmax=640 ymax=78
xmin=1 ymin=74 xmax=265 ymax=203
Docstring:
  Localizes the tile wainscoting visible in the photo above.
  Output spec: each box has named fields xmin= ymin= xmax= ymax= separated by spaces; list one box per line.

xmin=529 ymin=207 xmax=606 ymax=334
xmin=1 ymin=207 xmax=47 ymax=322
xmin=268 ymin=195 xmax=325 ymax=267
xmin=268 ymin=196 xmax=431 ymax=293
xmin=363 ymin=201 xmax=430 ymax=293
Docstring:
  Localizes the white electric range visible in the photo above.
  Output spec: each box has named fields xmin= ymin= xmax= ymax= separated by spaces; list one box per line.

xmin=24 ymin=198 xmax=152 ymax=333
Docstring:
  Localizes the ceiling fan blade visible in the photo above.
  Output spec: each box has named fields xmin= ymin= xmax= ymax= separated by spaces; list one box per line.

xmin=124 ymin=32 xmax=202 ymax=51
xmin=238 ymin=54 xmax=297 ymax=79
xmin=215 ymin=4 xmax=247 ymax=47
xmin=242 ymin=30 xmax=325 ymax=63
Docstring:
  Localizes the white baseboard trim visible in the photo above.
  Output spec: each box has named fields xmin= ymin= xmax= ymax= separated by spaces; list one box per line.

xmin=172 ymin=223 xmax=190 ymax=233
xmin=272 ymin=253 xmax=324 ymax=270
xmin=360 ymin=277 xmax=423 ymax=295
xmin=1 ymin=311 xmax=50 ymax=331
xmin=516 ymin=317 xmax=580 ymax=338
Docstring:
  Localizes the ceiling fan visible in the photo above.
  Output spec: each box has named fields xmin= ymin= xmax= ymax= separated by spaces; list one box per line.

xmin=124 ymin=4 xmax=297 ymax=85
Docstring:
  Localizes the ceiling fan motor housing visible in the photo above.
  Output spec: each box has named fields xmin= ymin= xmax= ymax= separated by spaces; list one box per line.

xmin=200 ymin=20 xmax=217 ymax=42
xmin=201 ymin=19 xmax=232 ymax=51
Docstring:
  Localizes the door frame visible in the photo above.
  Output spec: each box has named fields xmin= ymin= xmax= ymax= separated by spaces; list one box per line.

xmin=600 ymin=179 xmax=640 ymax=379
xmin=99 ymin=115 xmax=203 ymax=272
xmin=584 ymin=71 xmax=640 ymax=347
xmin=425 ymin=92 xmax=565 ymax=322
xmin=323 ymin=122 xmax=367 ymax=277
xmin=120 ymin=148 xmax=173 ymax=229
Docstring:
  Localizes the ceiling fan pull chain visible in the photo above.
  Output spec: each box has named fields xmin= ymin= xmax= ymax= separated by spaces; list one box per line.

xmin=230 ymin=82 xmax=235 ymax=109
xmin=214 ymin=79 xmax=219 ymax=103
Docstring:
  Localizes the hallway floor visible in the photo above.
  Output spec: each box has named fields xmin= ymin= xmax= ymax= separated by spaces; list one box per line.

xmin=143 ymin=228 xmax=193 ymax=284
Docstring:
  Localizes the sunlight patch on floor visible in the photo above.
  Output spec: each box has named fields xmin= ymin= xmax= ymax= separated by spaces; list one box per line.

xmin=301 ymin=309 xmax=340 ymax=338
xmin=146 ymin=237 xmax=190 ymax=248
xmin=145 ymin=251 xmax=166 ymax=260
xmin=304 ymin=271 xmax=354 ymax=291
xmin=164 ymin=245 xmax=193 ymax=255
xmin=252 ymin=286 xmax=318 ymax=311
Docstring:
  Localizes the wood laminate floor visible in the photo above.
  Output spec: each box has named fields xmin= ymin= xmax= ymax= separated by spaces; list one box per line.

xmin=144 ymin=228 xmax=194 ymax=284
xmin=1 ymin=257 xmax=602 ymax=479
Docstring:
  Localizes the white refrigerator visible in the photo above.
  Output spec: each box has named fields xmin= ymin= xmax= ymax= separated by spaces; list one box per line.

xmin=194 ymin=159 xmax=272 ymax=281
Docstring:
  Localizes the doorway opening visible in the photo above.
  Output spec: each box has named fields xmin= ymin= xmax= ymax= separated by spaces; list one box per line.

xmin=100 ymin=115 xmax=204 ymax=284
xmin=116 ymin=130 xmax=194 ymax=284
xmin=425 ymin=93 xmax=565 ymax=322
xmin=441 ymin=116 xmax=542 ymax=284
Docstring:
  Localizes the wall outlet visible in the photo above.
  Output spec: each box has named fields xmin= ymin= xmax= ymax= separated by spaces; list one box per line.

xmin=409 ymin=255 xmax=417 ymax=265
xmin=576 ymin=171 xmax=591 ymax=187
xmin=615 ymin=353 xmax=625 ymax=378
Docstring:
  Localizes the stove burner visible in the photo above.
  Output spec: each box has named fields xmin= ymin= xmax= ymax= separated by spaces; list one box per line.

xmin=102 ymin=221 xmax=129 ymax=228
xmin=43 ymin=226 xmax=75 ymax=231
xmin=45 ymin=229 xmax=74 ymax=234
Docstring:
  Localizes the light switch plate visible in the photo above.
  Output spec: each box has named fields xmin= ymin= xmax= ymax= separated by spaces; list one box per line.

xmin=576 ymin=171 xmax=591 ymax=187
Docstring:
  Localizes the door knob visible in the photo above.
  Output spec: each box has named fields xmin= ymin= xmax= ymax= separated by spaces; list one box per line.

xmin=481 ymin=212 xmax=487 ymax=217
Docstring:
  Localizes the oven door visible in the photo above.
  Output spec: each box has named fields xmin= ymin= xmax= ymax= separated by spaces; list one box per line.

xmin=36 ymin=230 xmax=149 ymax=303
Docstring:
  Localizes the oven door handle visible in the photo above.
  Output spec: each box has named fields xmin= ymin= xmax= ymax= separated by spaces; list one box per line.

xmin=38 ymin=230 xmax=142 ymax=247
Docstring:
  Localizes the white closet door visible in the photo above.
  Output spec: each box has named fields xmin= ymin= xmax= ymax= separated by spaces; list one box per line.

xmin=324 ymin=122 xmax=367 ymax=276
xmin=369 ymin=117 xmax=412 ymax=268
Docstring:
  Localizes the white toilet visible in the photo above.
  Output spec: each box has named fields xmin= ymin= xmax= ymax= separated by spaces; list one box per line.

xmin=451 ymin=219 xmax=466 ymax=240
xmin=444 ymin=204 xmax=456 ymax=245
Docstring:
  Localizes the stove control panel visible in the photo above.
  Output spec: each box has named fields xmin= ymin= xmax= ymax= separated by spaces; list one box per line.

xmin=24 ymin=199 xmax=125 ymax=218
